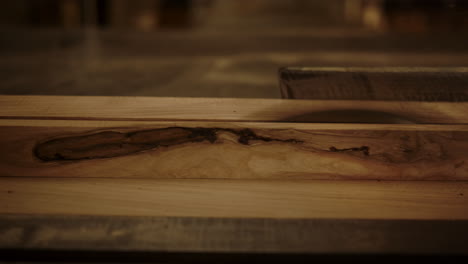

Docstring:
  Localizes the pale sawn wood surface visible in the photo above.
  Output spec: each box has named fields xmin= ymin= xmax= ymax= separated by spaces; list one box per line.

xmin=1 ymin=178 xmax=467 ymax=220
xmin=1 ymin=120 xmax=468 ymax=180
xmin=1 ymin=95 xmax=468 ymax=123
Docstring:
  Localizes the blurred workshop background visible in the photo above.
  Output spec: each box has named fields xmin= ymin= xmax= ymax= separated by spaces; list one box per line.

xmin=1 ymin=0 xmax=468 ymax=98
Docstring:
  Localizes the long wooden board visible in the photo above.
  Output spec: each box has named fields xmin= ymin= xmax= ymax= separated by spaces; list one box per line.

xmin=1 ymin=178 xmax=467 ymax=219
xmin=1 ymin=95 xmax=468 ymax=123
xmin=1 ymin=120 xmax=468 ymax=180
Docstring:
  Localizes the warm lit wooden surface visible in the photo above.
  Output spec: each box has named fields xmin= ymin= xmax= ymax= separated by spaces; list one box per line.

xmin=1 ymin=95 xmax=468 ymax=180
xmin=1 ymin=178 xmax=467 ymax=220
xmin=0 ymin=95 xmax=468 ymax=258
xmin=1 ymin=95 xmax=468 ymax=123
xmin=1 ymin=120 xmax=468 ymax=180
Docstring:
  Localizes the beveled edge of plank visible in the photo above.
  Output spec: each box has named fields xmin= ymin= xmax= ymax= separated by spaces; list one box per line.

xmin=1 ymin=214 xmax=467 ymax=255
xmin=0 ymin=95 xmax=467 ymax=124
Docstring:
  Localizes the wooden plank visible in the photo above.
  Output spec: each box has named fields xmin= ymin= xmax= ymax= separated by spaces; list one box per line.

xmin=1 ymin=215 xmax=468 ymax=255
xmin=1 ymin=95 xmax=468 ymax=124
xmin=280 ymin=67 xmax=468 ymax=101
xmin=1 ymin=120 xmax=468 ymax=180
xmin=1 ymin=178 xmax=467 ymax=219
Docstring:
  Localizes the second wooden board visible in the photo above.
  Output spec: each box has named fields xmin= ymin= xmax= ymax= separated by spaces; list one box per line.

xmin=280 ymin=67 xmax=468 ymax=101
xmin=1 ymin=120 xmax=467 ymax=180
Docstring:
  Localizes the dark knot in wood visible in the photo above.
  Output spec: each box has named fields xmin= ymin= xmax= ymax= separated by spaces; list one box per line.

xmin=329 ymin=146 xmax=370 ymax=156
xmin=34 ymin=127 xmax=302 ymax=162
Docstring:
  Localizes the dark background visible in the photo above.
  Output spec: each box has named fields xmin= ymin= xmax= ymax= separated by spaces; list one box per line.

xmin=1 ymin=0 xmax=468 ymax=98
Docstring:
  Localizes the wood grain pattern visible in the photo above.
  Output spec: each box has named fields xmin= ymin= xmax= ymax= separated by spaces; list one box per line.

xmin=280 ymin=67 xmax=468 ymax=101
xmin=1 ymin=178 xmax=467 ymax=219
xmin=1 ymin=120 xmax=468 ymax=180
xmin=1 ymin=95 xmax=468 ymax=124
